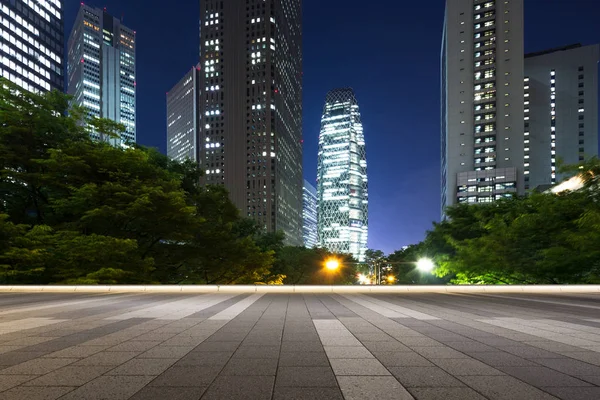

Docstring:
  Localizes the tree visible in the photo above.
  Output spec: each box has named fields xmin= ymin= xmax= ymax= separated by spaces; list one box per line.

xmin=0 ymin=80 xmax=88 ymax=225
xmin=154 ymin=185 xmax=277 ymax=285
xmin=422 ymin=188 xmax=600 ymax=284
xmin=0 ymin=79 xmax=277 ymax=285
xmin=0 ymin=213 xmax=152 ymax=284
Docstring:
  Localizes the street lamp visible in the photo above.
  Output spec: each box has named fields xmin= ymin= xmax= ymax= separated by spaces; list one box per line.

xmin=325 ymin=259 xmax=340 ymax=271
xmin=357 ymin=273 xmax=371 ymax=285
xmin=416 ymin=258 xmax=435 ymax=273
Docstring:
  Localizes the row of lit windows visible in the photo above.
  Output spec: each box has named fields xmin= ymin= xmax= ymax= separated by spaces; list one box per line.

xmin=474 ymin=2 xmax=495 ymax=11
xmin=0 ymin=23 xmax=56 ymax=71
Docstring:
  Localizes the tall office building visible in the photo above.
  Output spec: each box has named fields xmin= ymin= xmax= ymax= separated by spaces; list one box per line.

xmin=302 ymin=179 xmax=317 ymax=248
xmin=0 ymin=0 xmax=63 ymax=93
xmin=524 ymin=44 xmax=599 ymax=190
xmin=317 ymin=88 xmax=368 ymax=262
xmin=442 ymin=0 xmax=525 ymax=215
xmin=199 ymin=0 xmax=303 ymax=245
xmin=67 ymin=5 xmax=136 ymax=143
xmin=167 ymin=65 xmax=202 ymax=163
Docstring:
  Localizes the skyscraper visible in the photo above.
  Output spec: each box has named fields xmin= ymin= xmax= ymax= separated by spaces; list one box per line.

xmin=67 ymin=5 xmax=136 ymax=143
xmin=442 ymin=0 xmax=525 ymax=214
xmin=317 ymin=88 xmax=368 ymax=262
xmin=198 ymin=0 xmax=303 ymax=245
xmin=524 ymin=44 xmax=599 ymax=190
xmin=167 ymin=65 xmax=202 ymax=163
xmin=0 ymin=0 xmax=63 ymax=93
xmin=302 ymin=179 xmax=317 ymax=248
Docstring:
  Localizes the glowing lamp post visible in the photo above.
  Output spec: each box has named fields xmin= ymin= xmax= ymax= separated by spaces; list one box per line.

xmin=416 ymin=258 xmax=435 ymax=273
xmin=325 ymin=259 xmax=340 ymax=271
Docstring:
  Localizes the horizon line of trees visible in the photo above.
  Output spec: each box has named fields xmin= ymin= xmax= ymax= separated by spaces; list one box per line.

xmin=2 ymin=79 xmax=598 ymax=286
xmin=374 ymin=158 xmax=600 ymax=284
xmin=0 ymin=79 xmax=358 ymax=285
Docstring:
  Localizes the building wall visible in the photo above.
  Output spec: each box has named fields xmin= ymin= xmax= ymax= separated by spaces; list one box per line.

xmin=198 ymin=0 xmax=303 ymax=245
xmin=167 ymin=66 xmax=201 ymax=162
xmin=317 ymin=88 xmax=368 ymax=262
xmin=0 ymin=0 xmax=63 ymax=93
xmin=302 ymin=180 xmax=318 ymax=248
xmin=442 ymin=0 xmax=524 ymax=214
xmin=524 ymin=44 xmax=599 ymax=190
xmin=67 ymin=5 xmax=136 ymax=143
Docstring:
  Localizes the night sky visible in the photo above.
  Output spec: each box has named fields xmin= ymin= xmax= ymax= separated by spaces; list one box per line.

xmin=65 ymin=0 xmax=600 ymax=254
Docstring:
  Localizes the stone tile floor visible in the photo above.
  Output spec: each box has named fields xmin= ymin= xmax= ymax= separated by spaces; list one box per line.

xmin=0 ymin=291 xmax=599 ymax=399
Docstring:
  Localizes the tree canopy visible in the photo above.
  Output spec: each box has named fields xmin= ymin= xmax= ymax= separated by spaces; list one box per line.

xmin=415 ymin=167 xmax=600 ymax=284
xmin=0 ymin=80 xmax=355 ymax=285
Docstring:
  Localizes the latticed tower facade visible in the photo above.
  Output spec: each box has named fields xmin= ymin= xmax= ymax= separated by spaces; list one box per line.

xmin=317 ymin=88 xmax=368 ymax=261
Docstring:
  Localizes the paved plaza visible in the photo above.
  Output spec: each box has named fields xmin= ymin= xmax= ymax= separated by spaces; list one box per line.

xmin=0 ymin=290 xmax=600 ymax=399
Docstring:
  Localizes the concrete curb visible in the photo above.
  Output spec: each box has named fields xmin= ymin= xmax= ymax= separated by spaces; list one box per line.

xmin=0 ymin=285 xmax=599 ymax=293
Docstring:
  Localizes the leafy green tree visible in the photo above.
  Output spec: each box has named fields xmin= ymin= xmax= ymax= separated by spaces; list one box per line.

xmin=423 ymin=188 xmax=600 ymax=284
xmin=0 ymin=80 xmax=87 ymax=225
xmin=0 ymin=79 xmax=277 ymax=285
xmin=156 ymin=185 xmax=276 ymax=285
xmin=0 ymin=214 xmax=151 ymax=284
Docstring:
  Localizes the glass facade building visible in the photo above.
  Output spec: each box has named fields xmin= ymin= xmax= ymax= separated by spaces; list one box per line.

xmin=0 ymin=0 xmax=64 ymax=93
xmin=302 ymin=179 xmax=317 ymax=248
xmin=317 ymin=88 xmax=368 ymax=262
xmin=167 ymin=65 xmax=201 ymax=163
xmin=67 ymin=5 xmax=136 ymax=144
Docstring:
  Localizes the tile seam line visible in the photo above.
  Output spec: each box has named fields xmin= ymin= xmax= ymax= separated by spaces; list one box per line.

xmin=269 ymin=293 xmax=290 ymax=400
xmin=307 ymin=294 xmax=347 ymax=397
xmin=329 ymin=294 xmax=549 ymax=400
xmin=316 ymin=294 xmax=413 ymax=398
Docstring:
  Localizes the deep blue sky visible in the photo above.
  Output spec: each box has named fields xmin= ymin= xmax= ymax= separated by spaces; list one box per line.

xmin=65 ymin=0 xmax=600 ymax=254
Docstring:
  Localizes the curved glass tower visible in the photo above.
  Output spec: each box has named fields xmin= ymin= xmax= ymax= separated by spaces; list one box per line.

xmin=317 ymin=88 xmax=368 ymax=261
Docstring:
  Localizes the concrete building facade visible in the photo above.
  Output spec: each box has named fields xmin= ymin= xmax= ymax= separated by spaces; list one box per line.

xmin=167 ymin=66 xmax=201 ymax=163
xmin=524 ymin=44 xmax=599 ymax=190
xmin=442 ymin=0 xmax=525 ymax=214
xmin=0 ymin=0 xmax=63 ymax=93
xmin=198 ymin=0 xmax=303 ymax=245
xmin=67 ymin=5 xmax=136 ymax=143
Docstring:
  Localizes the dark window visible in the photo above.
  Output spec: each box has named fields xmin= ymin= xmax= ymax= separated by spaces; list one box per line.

xmin=579 ymin=123 xmax=584 ymax=128
xmin=578 ymin=74 xmax=584 ymax=79
xmin=578 ymin=66 xmax=584 ymax=71
xmin=579 ymin=83 xmax=584 ymax=88
xmin=579 ymin=147 xmax=585 ymax=152
xmin=579 ymin=91 xmax=584 ymax=96
xmin=579 ymin=140 xmax=584 ymax=144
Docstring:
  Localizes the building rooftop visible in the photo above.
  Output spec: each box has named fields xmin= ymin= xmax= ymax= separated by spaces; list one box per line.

xmin=525 ymin=43 xmax=582 ymax=59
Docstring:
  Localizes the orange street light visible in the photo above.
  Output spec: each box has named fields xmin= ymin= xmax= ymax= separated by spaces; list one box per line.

xmin=325 ymin=259 xmax=340 ymax=271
